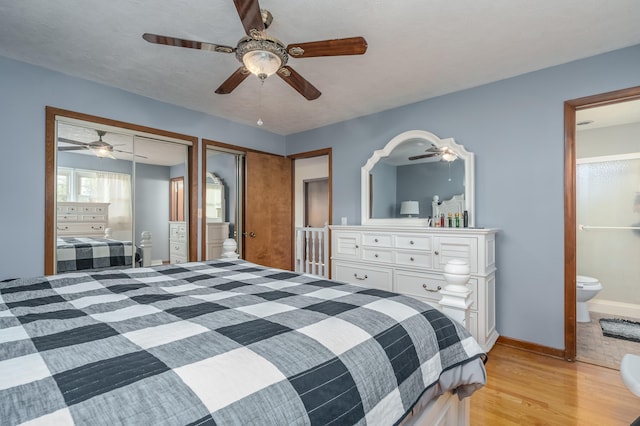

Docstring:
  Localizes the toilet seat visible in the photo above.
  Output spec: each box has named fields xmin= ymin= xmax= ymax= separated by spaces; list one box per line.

xmin=577 ymin=275 xmax=602 ymax=288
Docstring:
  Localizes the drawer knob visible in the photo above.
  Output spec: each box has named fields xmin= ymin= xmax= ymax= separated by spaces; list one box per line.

xmin=410 ymin=257 xmax=414 ymax=261
xmin=374 ymin=253 xmax=378 ymax=258
xmin=434 ymin=251 xmax=439 ymax=255
xmin=354 ymin=273 xmax=368 ymax=280
xmin=422 ymin=284 xmax=442 ymax=292
xmin=374 ymin=238 xmax=378 ymax=243
xmin=355 ymin=244 xmax=359 ymax=248
xmin=410 ymin=240 xmax=414 ymax=245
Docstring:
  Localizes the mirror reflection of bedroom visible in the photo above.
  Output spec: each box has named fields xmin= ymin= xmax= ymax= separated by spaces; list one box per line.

xmin=204 ymin=148 xmax=242 ymax=260
xmin=53 ymin=119 xmax=189 ymax=273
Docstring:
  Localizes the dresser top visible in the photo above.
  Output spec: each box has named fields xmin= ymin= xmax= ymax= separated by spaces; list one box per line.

xmin=330 ymin=225 xmax=498 ymax=235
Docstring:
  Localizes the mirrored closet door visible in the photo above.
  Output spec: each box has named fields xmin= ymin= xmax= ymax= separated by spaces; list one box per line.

xmin=45 ymin=107 xmax=198 ymax=275
xmin=203 ymin=146 xmax=244 ymax=260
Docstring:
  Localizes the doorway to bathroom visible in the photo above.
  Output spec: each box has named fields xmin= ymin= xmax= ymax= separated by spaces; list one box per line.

xmin=564 ymin=86 xmax=640 ymax=366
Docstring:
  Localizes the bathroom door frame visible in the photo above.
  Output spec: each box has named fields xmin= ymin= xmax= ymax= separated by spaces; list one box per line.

xmin=564 ymin=85 xmax=640 ymax=361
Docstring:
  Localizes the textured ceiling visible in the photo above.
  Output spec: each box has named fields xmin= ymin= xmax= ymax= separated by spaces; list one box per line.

xmin=1 ymin=1 xmax=640 ymax=135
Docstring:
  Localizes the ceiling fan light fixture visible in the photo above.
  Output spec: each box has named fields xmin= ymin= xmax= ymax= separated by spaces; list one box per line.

xmin=442 ymin=152 xmax=457 ymax=162
xmin=93 ymin=147 xmax=115 ymax=159
xmin=237 ymin=37 xmax=288 ymax=80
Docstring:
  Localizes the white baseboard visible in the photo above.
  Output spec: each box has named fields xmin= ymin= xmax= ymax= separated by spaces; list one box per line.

xmin=587 ymin=299 xmax=640 ymax=320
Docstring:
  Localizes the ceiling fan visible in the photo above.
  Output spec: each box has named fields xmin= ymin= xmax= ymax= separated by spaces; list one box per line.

xmin=142 ymin=0 xmax=368 ymax=100
xmin=58 ymin=130 xmax=146 ymax=159
xmin=409 ymin=146 xmax=458 ymax=162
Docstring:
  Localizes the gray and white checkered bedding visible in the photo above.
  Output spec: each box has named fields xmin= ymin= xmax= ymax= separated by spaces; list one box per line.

xmin=0 ymin=259 xmax=486 ymax=426
xmin=56 ymin=237 xmax=133 ymax=273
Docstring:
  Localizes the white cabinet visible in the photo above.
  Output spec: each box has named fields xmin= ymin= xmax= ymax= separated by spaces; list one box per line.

xmin=169 ymin=221 xmax=188 ymax=264
xmin=57 ymin=202 xmax=110 ymax=236
xmin=331 ymin=225 xmax=498 ymax=352
xmin=205 ymin=222 xmax=230 ymax=260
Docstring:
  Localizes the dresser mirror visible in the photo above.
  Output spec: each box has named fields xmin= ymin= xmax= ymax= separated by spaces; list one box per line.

xmin=361 ymin=130 xmax=475 ymax=227
xmin=205 ymin=172 xmax=226 ymax=222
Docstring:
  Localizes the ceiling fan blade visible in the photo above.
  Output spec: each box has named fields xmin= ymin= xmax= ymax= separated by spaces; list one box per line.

xmin=408 ymin=153 xmax=439 ymax=161
xmin=58 ymin=146 xmax=87 ymax=151
xmin=286 ymin=37 xmax=368 ymax=58
xmin=233 ymin=0 xmax=264 ymax=37
xmin=215 ymin=67 xmax=251 ymax=94
xmin=276 ymin=66 xmax=321 ymax=101
xmin=57 ymin=137 xmax=90 ymax=147
xmin=142 ymin=33 xmax=235 ymax=54
xmin=114 ymin=149 xmax=148 ymax=159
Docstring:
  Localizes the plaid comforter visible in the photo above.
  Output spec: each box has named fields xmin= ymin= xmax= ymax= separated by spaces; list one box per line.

xmin=0 ymin=260 xmax=486 ymax=425
xmin=56 ymin=237 xmax=133 ymax=273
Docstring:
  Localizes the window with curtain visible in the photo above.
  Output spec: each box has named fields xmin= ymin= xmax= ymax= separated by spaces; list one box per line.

xmin=57 ymin=167 xmax=132 ymax=234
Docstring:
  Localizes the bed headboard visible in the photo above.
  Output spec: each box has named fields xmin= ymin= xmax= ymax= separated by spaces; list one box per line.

xmin=432 ymin=194 xmax=465 ymax=220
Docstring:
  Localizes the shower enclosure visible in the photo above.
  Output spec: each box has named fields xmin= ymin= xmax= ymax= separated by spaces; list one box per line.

xmin=577 ymin=154 xmax=640 ymax=319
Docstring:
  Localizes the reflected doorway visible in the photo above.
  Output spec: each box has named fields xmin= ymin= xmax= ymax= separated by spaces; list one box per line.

xmin=304 ymin=178 xmax=329 ymax=228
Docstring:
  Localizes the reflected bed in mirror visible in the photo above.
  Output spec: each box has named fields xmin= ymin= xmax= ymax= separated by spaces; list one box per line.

xmin=361 ymin=130 xmax=475 ymax=227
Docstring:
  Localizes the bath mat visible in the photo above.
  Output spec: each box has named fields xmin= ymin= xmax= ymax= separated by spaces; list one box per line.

xmin=599 ymin=318 xmax=640 ymax=343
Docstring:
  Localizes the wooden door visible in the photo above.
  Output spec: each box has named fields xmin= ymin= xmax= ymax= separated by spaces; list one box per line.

xmin=245 ymin=151 xmax=292 ymax=270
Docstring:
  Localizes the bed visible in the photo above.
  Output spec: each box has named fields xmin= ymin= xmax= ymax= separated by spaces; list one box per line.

xmin=56 ymin=231 xmax=153 ymax=273
xmin=0 ymin=259 xmax=486 ymax=425
xmin=56 ymin=236 xmax=135 ymax=273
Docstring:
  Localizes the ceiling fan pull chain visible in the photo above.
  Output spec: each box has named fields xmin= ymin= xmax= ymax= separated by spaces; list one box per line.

xmin=257 ymin=78 xmax=264 ymax=126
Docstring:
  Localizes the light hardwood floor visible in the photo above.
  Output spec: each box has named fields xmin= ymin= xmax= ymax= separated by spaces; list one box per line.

xmin=470 ymin=343 xmax=639 ymax=425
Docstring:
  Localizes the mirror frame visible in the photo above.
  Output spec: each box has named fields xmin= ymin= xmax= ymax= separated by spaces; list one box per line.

xmin=361 ymin=130 xmax=475 ymax=227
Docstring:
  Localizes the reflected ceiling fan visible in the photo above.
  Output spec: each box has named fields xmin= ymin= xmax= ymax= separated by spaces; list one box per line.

xmin=142 ymin=0 xmax=368 ymax=100
xmin=58 ymin=130 xmax=147 ymax=159
xmin=409 ymin=146 xmax=458 ymax=162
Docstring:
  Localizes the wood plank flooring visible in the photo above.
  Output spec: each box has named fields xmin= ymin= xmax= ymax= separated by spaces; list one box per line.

xmin=470 ymin=343 xmax=639 ymax=425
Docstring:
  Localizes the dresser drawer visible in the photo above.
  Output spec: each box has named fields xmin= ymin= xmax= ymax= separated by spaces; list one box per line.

xmin=171 ymin=255 xmax=188 ymax=264
xmin=170 ymin=241 xmax=187 ymax=256
xmin=333 ymin=262 xmax=392 ymax=291
xmin=395 ymin=270 xmax=477 ymax=310
xmin=58 ymin=214 xmax=79 ymax=222
xmin=362 ymin=233 xmax=393 ymax=247
xmin=395 ymin=235 xmax=432 ymax=251
xmin=80 ymin=214 xmax=107 ymax=222
xmin=57 ymin=205 xmax=79 ymax=214
xmin=80 ymin=205 xmax=107 ymax=214
xmin=395 ymin=271 xmax=446 ymax=304
xmin=57 ymin=223 xmax=105 ymax=235
xmin=170 ymin=223 xmax=187 ymax=241
xmin=362 ymin=248 xmax=393 ymax=263
xmin=395 ymin=250 xmax=432 ymax=269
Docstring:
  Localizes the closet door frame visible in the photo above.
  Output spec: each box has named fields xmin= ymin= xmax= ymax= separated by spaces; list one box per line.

xmin=44 ymin=106 xmax=198 ymax=275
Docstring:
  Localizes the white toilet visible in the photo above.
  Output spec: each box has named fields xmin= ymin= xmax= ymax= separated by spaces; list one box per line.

xmin=576 ymin=275 xmax=603 ymax=323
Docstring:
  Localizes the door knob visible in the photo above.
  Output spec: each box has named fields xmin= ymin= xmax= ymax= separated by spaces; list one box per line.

xmin=249 ymin=231 xmax=256 ymax=238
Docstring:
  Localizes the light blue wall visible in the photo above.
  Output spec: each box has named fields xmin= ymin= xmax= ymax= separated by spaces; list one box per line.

xmin=1 ymin=44 xmax=639 ymax=350
xmin=370 ymin=162 xmax=396 ymax=218
xmin=285 ymin=44 xmax=640 ymax=350
xmin=396 ymin=161 xmax=465 ymax=217
xmin=135 ymin=163 xmax=171 ymax=261
xmin=0 ymin=55 xmax=284 ymax=280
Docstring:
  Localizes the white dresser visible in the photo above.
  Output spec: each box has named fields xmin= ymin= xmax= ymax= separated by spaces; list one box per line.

xmin=331 ymin=225 xmax=498 ymax=351
xmin=57 ymin=202 xmax=109 ymax=236
xmin=169 ymin=221 xmax=188 ymax=264
xmin=205 ymin=222 xmax=230 ymax=260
